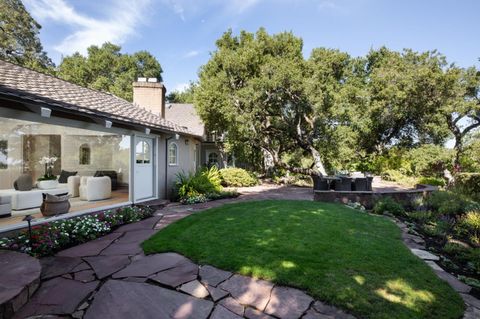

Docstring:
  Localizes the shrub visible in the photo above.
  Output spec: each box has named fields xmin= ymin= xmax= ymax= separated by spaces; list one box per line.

xmin=426 ymin=191 xmax=470 ymax=217
xmin=418 ymin=177 xmax=446 ymax=187
xmin=174 ymin=166 xmax=222 ymax=200
xmin=219 ymin=168 xmax=258 ymax=187
xmin=174 ymin=167 xmax=238 ymax=204
xmin=453 ymin=173 xmax=480 ymax=201
xmin=406 ymin=211 xmax=435 ymax=224
xmin=422 ymin=220 xmax=451 ymax=238
xmin=456 ymin=211 xmax=480 ymax=245
xmin=372 ymin=197 xmax=405 ymax=216
xmin=443 ymin=241 xmax=470 ymax=257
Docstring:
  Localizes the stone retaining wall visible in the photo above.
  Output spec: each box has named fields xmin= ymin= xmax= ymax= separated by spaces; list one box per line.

xmin=313 ymin=184 xmax=438 ymax=209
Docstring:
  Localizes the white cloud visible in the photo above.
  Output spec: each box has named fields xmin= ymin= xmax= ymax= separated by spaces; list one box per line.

xmin=318 ymin=1 xmax=337 ymax=10
xmin=24 ymin=0 xmax=151 ymax=56
xmin=159 ymin=0 xmax=262 ymax=21
xmin=184 ymin=50 xmax=200 ymax=58
xmin=173 ymin=82 xmax=189 ymax=92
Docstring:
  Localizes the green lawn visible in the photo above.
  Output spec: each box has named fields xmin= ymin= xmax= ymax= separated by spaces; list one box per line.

xmin=142 ymin=200 xmax=464 ymax=319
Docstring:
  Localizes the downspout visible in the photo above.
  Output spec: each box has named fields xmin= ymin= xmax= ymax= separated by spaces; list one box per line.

xmin=165 ymin=135 xmax=173 ymax=199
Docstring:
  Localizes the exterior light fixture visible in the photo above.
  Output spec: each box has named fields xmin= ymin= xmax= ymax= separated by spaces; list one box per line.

xmin=105 ymin=120 xmax=112 ymax=128
xmin=22 ymin=215 xmax=34 ymax=247
xmin=174 ymin=133 xmax=180 ymax=140
xmin=40 ymin=107 xmax=51 ymax=118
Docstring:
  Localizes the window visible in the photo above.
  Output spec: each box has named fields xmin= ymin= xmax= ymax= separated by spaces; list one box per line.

xmin=208 ymin=152 xmax=219 ymax=166
xmin=168 ymin=142 xmax=178 ymax=165
xmin=0 ymin=140 xmax=7 ymax=169
xmin=136 ymin=140 xmax=151 ymax=164
xmin=79 ymin=144 xmax=91 ymax=165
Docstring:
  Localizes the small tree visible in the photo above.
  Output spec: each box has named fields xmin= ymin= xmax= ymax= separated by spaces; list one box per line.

xmin=58 ymin=43 xmax=163 ymax=102
xmin=0 ymin=0 xmax=54 ymax=72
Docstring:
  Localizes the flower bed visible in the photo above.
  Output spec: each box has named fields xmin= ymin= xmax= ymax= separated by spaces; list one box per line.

xmin=370 ymin=191 xmax=480 ymax=297
xmin=0 ymin=205 xmax=155 ymax=257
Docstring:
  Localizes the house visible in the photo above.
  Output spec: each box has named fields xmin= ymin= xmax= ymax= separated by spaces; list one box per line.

xmin=0 ymin=60 xmax=203 ymax=231
xmin=163 ymin=103 xmax=227 ymax=168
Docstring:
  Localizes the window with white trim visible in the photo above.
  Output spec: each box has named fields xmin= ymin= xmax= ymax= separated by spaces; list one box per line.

xmin=208 ymin=152 xmax=219 ymax=166
xmin=168 ymin=142 xmax=178 ymax=165
xmin=136 ymin=140 xmax=151 ymax=164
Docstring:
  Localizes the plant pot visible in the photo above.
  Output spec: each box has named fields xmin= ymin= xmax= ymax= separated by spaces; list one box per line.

xmin=37 ymin=180 xmax=59 ymax=190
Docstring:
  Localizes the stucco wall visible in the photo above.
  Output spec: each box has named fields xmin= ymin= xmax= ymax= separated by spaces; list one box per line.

xmin=157 ymin=135 xmax=201 ymax=199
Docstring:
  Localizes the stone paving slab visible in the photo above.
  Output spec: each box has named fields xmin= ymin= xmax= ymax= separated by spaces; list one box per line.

xmin=433 ymin=270 xmax=471 ymax=293
xmin=410 ymin=248 xmax=440 ymax=261
xmin=112 ymin=253 xmax=189 ymax=278
xmin=83 ymin=255 xmax=131 ymax=279
xmin=71 ymin=262 xmax=92 ymax=273
xmin=461 ymin=293 xmax=480 ymax=309
xmin=56 ymin=233 xmax=122 ymax=258
xmin=84 ymin=280 xmax=213 ymax=319
xmin=150 ymin=260 xmax=198 ymax=288
xmin=113 ymin=216 xmax=163 ymax=233
xmin=219 ymin=297 xmax=245 ymax=316
xmin=245 ymin=307 xmax=277 ymax=319
xmin=206 ymin=284 xmax=229 ymax=302
xmin=0 ymin=251 xmax=41 ymax=319
xmin=264 ymin=286 xmax=313 ymax=319
xmin=40 ymin=256 xmax=83 ymax=280
xmin=13 ymin=277 xmax=98 ymax=318
xmin=179 ymin=280 xmax=210 ymax=298
xmin=115 ymin=229 xmax=156 ymax=244
xmin=199 ymin=265 xmax=232 ymax=287
xmin=211 ymin=305 xmax=243 ymax=319
xmin=99 ymin=242 xmax=143 ymax=256
xmin=74 ymin=270 xmax=96 ymax=283
xmin=219 ymin=274 xmax=274 ymax=311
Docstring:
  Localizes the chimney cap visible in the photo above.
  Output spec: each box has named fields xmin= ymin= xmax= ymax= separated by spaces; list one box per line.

xmin=147 ymin=78 xmax=158 ymax=83
xmin=137 ymin=77 xmax=147 ymax=82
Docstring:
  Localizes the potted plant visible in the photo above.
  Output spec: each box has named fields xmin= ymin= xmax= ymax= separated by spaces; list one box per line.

xmin=37 ymin=156 xmax=58 ymax=189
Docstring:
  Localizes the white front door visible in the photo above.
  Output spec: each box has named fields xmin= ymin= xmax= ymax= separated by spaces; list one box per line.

xmin=134 ymin=136 xmax=155 ymax=201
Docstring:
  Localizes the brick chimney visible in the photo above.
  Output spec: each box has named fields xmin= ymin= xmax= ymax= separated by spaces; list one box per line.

xmin=132 ymin=77 xmax=166 ymax=118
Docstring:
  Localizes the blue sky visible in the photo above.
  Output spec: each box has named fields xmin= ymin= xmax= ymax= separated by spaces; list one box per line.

xmin=24 ymin=0 xmax=480 ymax=93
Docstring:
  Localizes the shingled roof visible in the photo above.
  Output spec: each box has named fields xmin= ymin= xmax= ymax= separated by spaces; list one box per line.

xmin=164 ymin=103 xmax=205 ymax=137
xmin=0 ymin=60 xmax=199 ymax=137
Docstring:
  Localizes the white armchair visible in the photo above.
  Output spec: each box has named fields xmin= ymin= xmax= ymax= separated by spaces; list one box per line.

xmin=79 ymin=176 xmax=111 ymax=201
xmin=67 ymin=175 xmax=81 ymax=197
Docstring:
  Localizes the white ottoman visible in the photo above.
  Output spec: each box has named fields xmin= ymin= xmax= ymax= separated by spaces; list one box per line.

xmin=79 ymin=176 xmax=111 ymax=201
xmin=0 ymin=195 xmax=12 ymax=217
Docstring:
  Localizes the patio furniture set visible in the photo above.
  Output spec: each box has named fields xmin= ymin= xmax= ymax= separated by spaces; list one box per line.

xmin=0 ymin=170 xmax=118 ymax=218
xmin=313 ymin=173 xmax=373 ymax=192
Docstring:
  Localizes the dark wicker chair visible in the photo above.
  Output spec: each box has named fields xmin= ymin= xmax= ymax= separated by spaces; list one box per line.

xmin=312 ymin=176 xmax=329 ymax=190
xmin=366 ymin=176 xmax=374 ymax=191
xmin=354 ymin=178 xmax=368 ymax=191
xmin=334 ymin=177 xmax=352 ymax=191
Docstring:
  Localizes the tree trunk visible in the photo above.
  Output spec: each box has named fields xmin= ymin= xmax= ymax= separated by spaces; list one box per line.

xmin=309 ymin=146 xmax=327 ymax=176
xmin=453 ymin=136 xmax=463 ymax=173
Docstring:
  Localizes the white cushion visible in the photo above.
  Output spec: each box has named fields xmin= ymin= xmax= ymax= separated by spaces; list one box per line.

xmin=79 ymin=176 xmax=111 ymax=201
xmin=0 ymin=203 xmax=11 ymax=216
